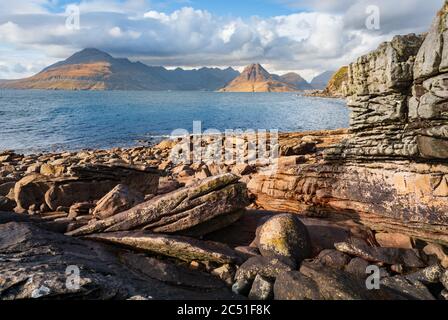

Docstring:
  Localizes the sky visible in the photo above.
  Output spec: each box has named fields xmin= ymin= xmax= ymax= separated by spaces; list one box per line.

xmin=0 ymin=0 xmax=445 ymax=81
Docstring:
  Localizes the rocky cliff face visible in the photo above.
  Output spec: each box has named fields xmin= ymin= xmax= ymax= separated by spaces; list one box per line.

xmin=249 ymin=3 xmax=448 ymax=245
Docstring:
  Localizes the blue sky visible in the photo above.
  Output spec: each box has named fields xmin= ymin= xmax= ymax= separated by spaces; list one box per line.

xmin=0 ymin=0 xmax=445 ymax=80
xmin=50 ymin=0 xmax=301 ymax=17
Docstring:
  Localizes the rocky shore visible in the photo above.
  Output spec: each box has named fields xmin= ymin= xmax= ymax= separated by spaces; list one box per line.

xmin=1 ymin=2 xmax=448 ymax=301
xmin=0 ymin=126 xmax=447 ymax=300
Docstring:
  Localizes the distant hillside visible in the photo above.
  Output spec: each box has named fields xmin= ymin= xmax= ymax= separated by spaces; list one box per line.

xmin=219 ymin=64 xmax=306 ymax=92
xmin=273 ymin=72 xmax=313 ymax=90
xmin=0 ymin=48 xmax=239 ymax=91
xmin=310 ymin=71 xmax=335 ymax=90
xmin=305 ymin=67 xmax=348 ymax=98
xmin=322 ymin=66 xmax=348 ymax=97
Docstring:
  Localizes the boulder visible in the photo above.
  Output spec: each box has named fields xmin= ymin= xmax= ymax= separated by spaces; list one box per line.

xmin=375 ymin=233 xmax=413 ymax=249
xmin=248 ymin=275 xmax=274 ymax=300
xmin=84 ymin=231 xmax=244 ymax=264
xmin=256 ymin=214 xmax=311 ymax=266
xmin=92 ymin=184 xmax=144 ymax=220
xmin=335 ymin=238 xmax=426 ymax=268
xmin=67 ymin=174 xmax=250 ymax=237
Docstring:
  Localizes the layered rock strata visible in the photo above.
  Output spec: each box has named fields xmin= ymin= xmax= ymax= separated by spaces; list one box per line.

xmin=248 ymin=4 xmax=448 ymax=245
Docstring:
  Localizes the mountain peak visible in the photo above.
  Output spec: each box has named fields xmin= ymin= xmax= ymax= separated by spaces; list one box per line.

xmin=66 ymin=48 xmax=114 ymax=63
xmin=241 ymin=63 xmax=271 ymax=82
xmin=220 ymin=63 xmax=303 ymax=92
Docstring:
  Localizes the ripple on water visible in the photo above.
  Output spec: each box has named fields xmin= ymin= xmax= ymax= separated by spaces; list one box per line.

xmin=0 ymin=90 xmax=349 ymax=153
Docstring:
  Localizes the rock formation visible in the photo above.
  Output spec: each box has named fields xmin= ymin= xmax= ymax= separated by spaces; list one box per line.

xmin=308 ymin=66 xmax=348 ymax=98
xmin=67 ymin=173 xmax=250 ymax=237
xmin=0 ymin=222 xmax=239 ymax=300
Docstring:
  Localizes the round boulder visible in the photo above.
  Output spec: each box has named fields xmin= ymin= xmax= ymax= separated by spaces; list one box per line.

xmin=256 ymin=214 xmax=311 ymax=265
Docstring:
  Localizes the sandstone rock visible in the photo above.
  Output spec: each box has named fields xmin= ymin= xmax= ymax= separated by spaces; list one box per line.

xmin=68 ymin=202 xmax=95 ymax=219
xmin=317 ymin=249 xmax=351 ymax=270
xmin=40 ymin=163 xmax=65 ymax=176
xmin=231 ymin=164 xmax=254 ymax=176
xmin=274 ymin=271 xmax=322 ymax=300
xmin=67 ymin=174 xmax=250 ymax=237
xmin=84 ymin=231 xmax=243 ymax=264
xmin=423 ymin=244 xmax=448 ymax=268
xmin=335 ymin=239 xmax=426 ymax=268
xmin=414 ymin=2 xmax=448 ymax=81
xmin=256 ymin=214 xmax=311 ymax=266
xmin=68 ymin=164 xmax=159 ymax=195
xmin=92 ymin=184 xmax=144 ymax=220
xmin=281 ymin=141 xmax=316 ymax=156
xmin=248 ymin=275 xmax=274 ymax=300
xmin=375 ymin=233 xmax=413 ymax=249
xmin=0 ymin=222 xmax=239 ymax=300
xmin=44 ymin=180 xmax=123 ymax=212
xmin=13 ymin=174 xmax=53 ymax=212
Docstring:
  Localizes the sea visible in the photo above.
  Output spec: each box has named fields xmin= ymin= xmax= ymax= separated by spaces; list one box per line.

xmin=0 ymin=90 xmax=349 ymax=154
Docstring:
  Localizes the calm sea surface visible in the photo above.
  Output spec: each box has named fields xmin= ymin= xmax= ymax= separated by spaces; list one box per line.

xmin=0 ymin=90 xmax=349 ymax=153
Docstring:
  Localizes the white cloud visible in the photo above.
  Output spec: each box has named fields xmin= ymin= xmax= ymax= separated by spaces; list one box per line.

xmin=0 ymin=0 xmax=445 ymax=79
xmin=109 ymin=26 xmax=122 ymax=37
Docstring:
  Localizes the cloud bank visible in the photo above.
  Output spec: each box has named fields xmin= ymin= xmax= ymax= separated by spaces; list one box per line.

xmin=0 ymin=0 xmax=444 ymax=80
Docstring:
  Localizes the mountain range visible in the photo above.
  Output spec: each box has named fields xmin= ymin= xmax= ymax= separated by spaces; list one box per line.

xmin=0 ymin=48 xmax=334 ymax=92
